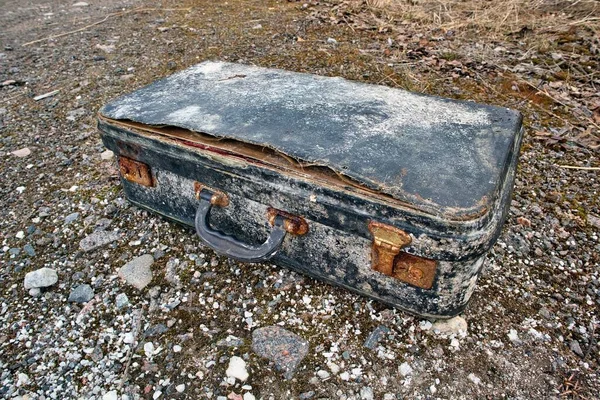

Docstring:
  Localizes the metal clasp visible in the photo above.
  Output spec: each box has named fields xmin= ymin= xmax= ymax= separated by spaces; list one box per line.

xmin=118 ymin=156 xmax=154 ymax=187
xmin=369 ymin=221 xmax=437 ymax=289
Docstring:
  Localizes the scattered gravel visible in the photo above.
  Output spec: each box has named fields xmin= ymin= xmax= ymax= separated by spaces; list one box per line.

xmin=0 ymin=0 xmax=598 ymax=398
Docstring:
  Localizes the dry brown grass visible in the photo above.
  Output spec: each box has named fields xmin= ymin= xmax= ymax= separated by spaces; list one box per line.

xmin=364 ymin=0 xmax=599 ymax=34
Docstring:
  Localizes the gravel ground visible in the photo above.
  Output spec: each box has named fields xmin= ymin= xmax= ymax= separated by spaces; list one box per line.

xmin=1 ymin=0 xmax=599 ymax=399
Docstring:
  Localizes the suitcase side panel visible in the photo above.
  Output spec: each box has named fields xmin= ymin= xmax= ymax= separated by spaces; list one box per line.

xmin=117 ymin=161 xmax=485 ymax=318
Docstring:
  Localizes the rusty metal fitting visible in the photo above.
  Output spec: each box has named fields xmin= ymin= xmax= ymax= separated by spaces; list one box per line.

xmin=194 ymin=182 xmax=230 ymax=207
xmin=118 ymin=156 xmax=154 ymax=187
xmin=267 ymin=208 xmax=309 ymax=236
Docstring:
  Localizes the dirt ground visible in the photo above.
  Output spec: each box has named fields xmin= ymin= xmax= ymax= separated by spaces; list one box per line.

xmin=1 ymin=0 xmax=599 ymax=399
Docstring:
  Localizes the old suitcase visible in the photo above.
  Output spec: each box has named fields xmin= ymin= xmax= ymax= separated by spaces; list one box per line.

xmin=97 ymin=61 xmax=523 ymax=318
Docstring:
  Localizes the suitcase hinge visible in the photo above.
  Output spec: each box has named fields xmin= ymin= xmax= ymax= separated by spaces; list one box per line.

xmin=119 ymin=156 xmax=154 ymax=187
xmin=369 ymin=221 xmax=437 ymax=289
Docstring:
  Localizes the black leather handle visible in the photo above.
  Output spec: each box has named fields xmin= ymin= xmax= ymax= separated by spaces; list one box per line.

xmin=194 ymin=189 xmax=287 ymax=263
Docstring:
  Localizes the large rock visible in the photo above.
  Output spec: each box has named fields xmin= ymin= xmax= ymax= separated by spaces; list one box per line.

xmin=252 ymin=326 xmax=309 ymax=379
xmin=118 ymin=254 xmax=153 ymax=290
xmin=24 ymin=267 xmax=58 ymax=289
xmin=79 ymin=231 xmax=120 ymax=252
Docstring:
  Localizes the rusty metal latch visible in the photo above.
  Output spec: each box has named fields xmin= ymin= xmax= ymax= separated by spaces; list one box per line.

xmin=369 ymin=221 xmax=437 ymax=289
xmin=119 ymin=156 xmax=154 ymax=187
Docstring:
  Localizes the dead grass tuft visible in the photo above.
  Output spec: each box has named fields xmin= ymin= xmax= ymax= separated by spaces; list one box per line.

xmin=363 ymin=0 xmax=599 ymax=35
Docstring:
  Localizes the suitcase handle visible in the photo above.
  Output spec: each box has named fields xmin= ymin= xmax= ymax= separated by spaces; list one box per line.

xmin=194 ymin=188 xmax=288 ymax=263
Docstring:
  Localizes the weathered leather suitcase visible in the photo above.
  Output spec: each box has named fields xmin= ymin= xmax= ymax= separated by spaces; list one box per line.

xmin=97 ymin=61 xmax=523 ymax=318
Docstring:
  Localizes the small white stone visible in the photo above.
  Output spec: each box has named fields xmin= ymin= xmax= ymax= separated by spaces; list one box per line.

xmin=123 ymin=332 xmax=134 ymax=344
xmin=339 ymin=371 xmax=350 ymax=381
xmin=102 ymin=391 xmax=118 ymax=400
xmin=419 ymin=320 xmax=433 ymax=331
xmin=101 ymin=150 xmax=114 ymax=160
xmin=399 ymin=362 xmax=413 ymax=377
xmin=468 ymin=373 xmax=481 ymax=385
xmin=16 ymin=231 xmax=25 ymax=239
xmin=317 ymin=370 xmax=330 ymax=379
xmin=327 ymin=362 xmax=340 ymax=374
xmin=360 ymin=387 xmax=374 ymax=400
xmin=243 ymin=394 xmax=256 ymax=400
xmin=16 ymin=373 xmax=29 ymax=386
xmin=144 ymin=342 xmax=155 ymax=358
xmin=226 ymin=356 xmax=249 ymax=381
xmin=450 ymin=338 xmax=460 ymax=348
xmin=430 ymin=385 xmax=437 ymax=394
xmin=173 ymin=345 xmax=182 ymax=353
xmin=507 ymin=329 xmax=521 ymax=343
xmin=431 ymin=316 xmax=467 ymax=336
xmin=175 ymin=384 xmax=185 ymax=393
xmin=73 ymin=1 xmax=89 ymax=6
xmin=153 ymin=390 xmax=162 ymax=400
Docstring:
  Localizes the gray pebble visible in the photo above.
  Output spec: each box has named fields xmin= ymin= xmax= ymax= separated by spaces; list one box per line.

xmin=118 ymin=254 xmax=153 ymax=290
xmin=569 ymin=340 xmax=584 ymax=357
xmin=23 ymin=244 xmax=35 ymax=257
xmin=79 ymin=231 xmax=120 ymax=252
xmin=360 ymin=387 xmax=374 ymax=400
xmin=252 ymin=325 xmax=309 ymax=380
xmin=364 ymin=325 xmax=390 ymax=349
xmin=299 ymin=391 xmax=315 ymax=400
xmin=24 ymin=267 xmax=58 ymax=289
xmin=64 ymin=212 xmax=80 ymax=225
xmin=115 ymin=293 xmax=129 ymax=308
xmin=68 ymin=284 xmax=94 ymax=303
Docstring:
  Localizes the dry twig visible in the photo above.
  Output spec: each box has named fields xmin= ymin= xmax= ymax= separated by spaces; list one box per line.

xmin=118 ymin=306 xmax=145 ymax=390
xmin=556 ymin=165 xmax=600 ymax=170
xmin=22 ymin=7 xmax=192 ymax=47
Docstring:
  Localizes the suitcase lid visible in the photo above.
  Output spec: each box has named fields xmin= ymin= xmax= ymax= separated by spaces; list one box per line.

xmin=100 ymin=61 xmax=522 ymax=221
